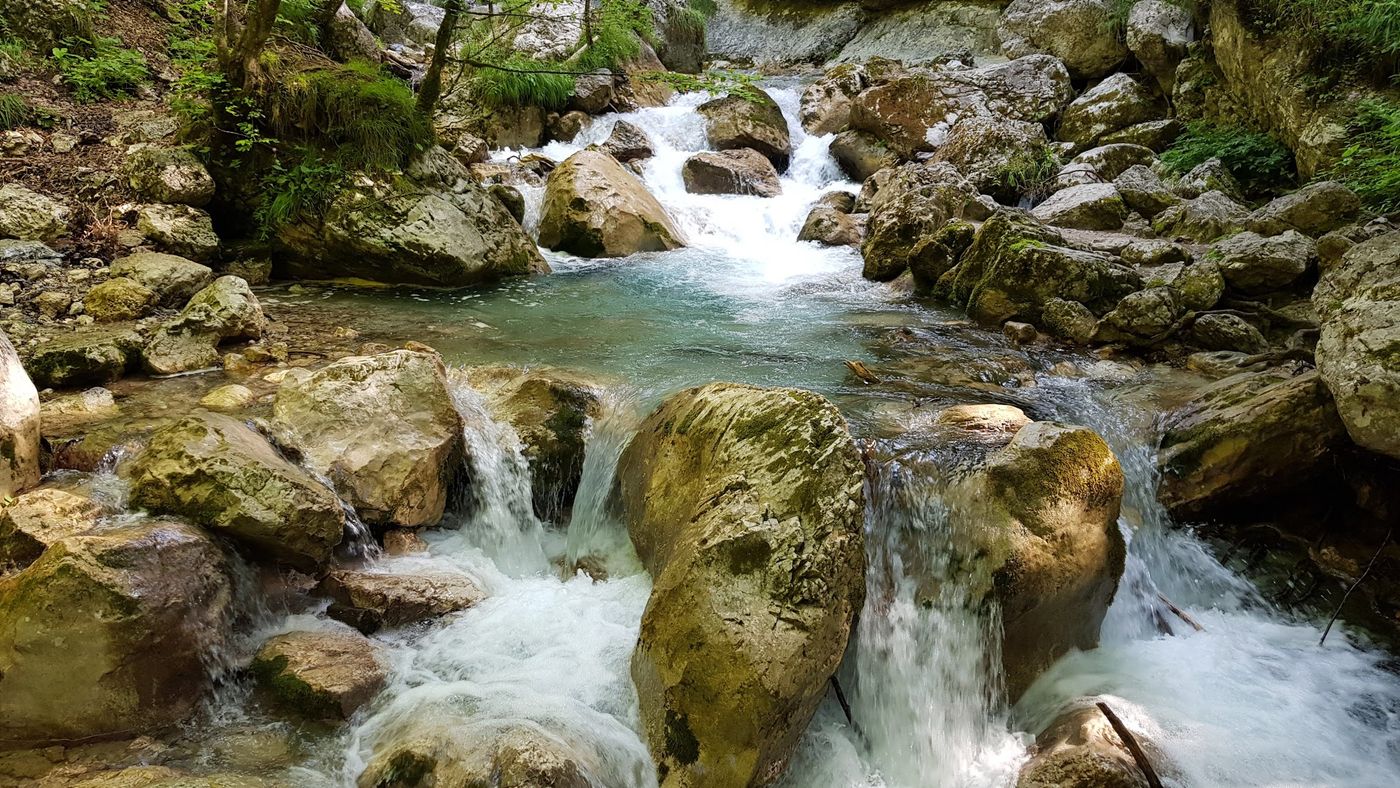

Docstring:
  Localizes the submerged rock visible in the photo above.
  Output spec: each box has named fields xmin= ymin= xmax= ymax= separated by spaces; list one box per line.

xmin=617 ymin=383 xmax=865 ymax=788
xmin=273 ymin=350 xmax=465 ymax=528
xmin=127 ymin=411 xmax=346 ymax=572
xmin=358 ymin=719 xmax=600 ymax=788
xmin=682 ymin=148 xmax=782 ymax=197
xmin=538 ymin=150 xmax=685 ymax=258
xmin=318 ymin=569 xmax=485 ymax=634
xmin=1157 ymin=368 xmax=1346 ymax=516
xmin=252 ymin=630 xmax=387 ymax=720
xmin=0 ymin=519 xmax=232 ymax=745
xmin=1314 ymin=232 xmax=1400 ymax=460
xmin=1 ymin=331 xmax=40 ymax=498
xmin=696 ymin=89 xmax=792 ymax=172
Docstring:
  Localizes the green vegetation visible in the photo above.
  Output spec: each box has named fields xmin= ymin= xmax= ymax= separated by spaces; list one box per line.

xmin=1246 ymin=0 xmax=1400 ymax=81
xmin=1333 ymin=98 xmax=1400 ymax=212
xmin=252 ymin=150 xmax=348 ymax=235
xmin=1104 ymin=0 xmax=1194 ymax=35
xmin=998 ymin=147 xmax=1061 ymax=203
xmin=469 ymin=57 xmax=577 ymax=109
xmin=0 ymin=91 xmax=29 ymax=129
xmin=1161 ymin=122 xmax=1295 ymax=193
xmin=51 ymin=35 xmax=149 ymax=102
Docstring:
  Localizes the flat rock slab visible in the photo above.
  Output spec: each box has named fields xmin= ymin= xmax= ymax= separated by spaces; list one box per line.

xmin=318 ymin=569 xmax=485 ymax=634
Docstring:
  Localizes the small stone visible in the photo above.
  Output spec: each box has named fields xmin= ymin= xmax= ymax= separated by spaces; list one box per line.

xmin=199 ymin=384 xmax=255 ymax=412
xmin=34 ymin=291 xmax=72 ymax=320
xmin=1003 ymin=320 xmax=1038 ymax=344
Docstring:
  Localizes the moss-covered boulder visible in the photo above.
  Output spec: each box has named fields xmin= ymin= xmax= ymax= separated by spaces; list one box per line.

xmin=252 ymin=630 xmax=387 ymax=720
xmin=22 ymin=329 xmax=142 ymax=389
xmin=1031 ymin=183 xmax=1128 ymax=231
xmin=125 ymin=144 xmax=216 ymax=207
xmin=861 ymin=162 xmax=984 ymax=282
xmin=0 ymin=519 xmax=233 ymax=745
xmin=455 ymin=365 xmax=604 ymax=523
xmin=933 ymin=210 xmax=1143 ymax=327
xmin=272 ymin=350 xmax=464 ymax=528
xmin=1 ymin=330 xmax=39 ymax=498
xmin=696 ymin=89 xmax=792 ymax=172
xmin=1213 ymin=229 xmax=1317 ymax=294
xmin=1313 ymin=232 xmax=1400 ymax=461
xmin=143 ymin=275 xmax=266 ymax=375
xmin=1247 ymin=180 xmax=1362 ymax=238
xmin=998 ymin=0 xmax=1126 ymax=79
xmin=539 ymin=150 xmax=685 ymax=258
xmin=1056 ymin=73 xmax=1165 ymax=152
xmin=1158 ymin=368 xmax=1346 ymax=516
xmin=1151 ymin=191 xmax=1249 ymax=242
xmin=278 ymin=148 xmax=548 ymax=287
xmin=136 ymin=204 xmax=220 ymax=263
xmin=828 ymin=129 xmax=898 ymax=182
xmin=126 ymin=412 xmax=347 ymax=572
xmin=318 ymin=569 xmax=485 ymax=634
xmin=358 ymin=718 xmax=601 ymax=788
xmin=930 ymin=116 xmax=1053 ymax=201
xmin=110 ymin=251 xmax=214 ymax=306
xmin=0 ymin=184 xmax=69 ymax=243
xmin=617 ymin=383 xmax=865 ymax=788
xmin=84 ymin=277 xmax=157 ymax=322
xmin=0 ymin=487 xmax=105 ymax=570
xmin=849 ymin=72 xmax=980 ymax=159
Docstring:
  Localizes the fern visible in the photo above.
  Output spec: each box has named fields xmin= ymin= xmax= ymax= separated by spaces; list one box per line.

xmin=254 ymin=149 xmax=348 ymax=236
xmin=1332 ymin=98 xmax=1400 ymax=213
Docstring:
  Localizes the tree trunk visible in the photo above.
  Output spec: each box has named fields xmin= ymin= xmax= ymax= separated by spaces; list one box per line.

xmin=417 ymin=0 xmax=464 ymax=116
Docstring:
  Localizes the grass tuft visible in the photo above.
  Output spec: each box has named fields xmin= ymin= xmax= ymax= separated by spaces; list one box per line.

xmin=0 ymin=91 xmax=29 ymax=129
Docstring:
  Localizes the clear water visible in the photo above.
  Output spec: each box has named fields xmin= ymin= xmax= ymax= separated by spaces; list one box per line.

xmin=225 ymin=85 xmax=1400 ymax=787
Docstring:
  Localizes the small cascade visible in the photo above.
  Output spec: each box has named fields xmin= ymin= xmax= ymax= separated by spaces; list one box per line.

xmin=564 ymin=386 xmax=645 ymax=575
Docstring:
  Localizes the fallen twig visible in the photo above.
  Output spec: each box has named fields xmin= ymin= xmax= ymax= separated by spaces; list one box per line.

xmin=1097 ymin=701 xmax=1164 ymax=788
xmin=1156 ymin=592 xmax=1205 ymax=633
xmin=845 ymin=360 xmax=881 ymax=384
xmin=1320 ymin=527 xmax=1392 ymax=646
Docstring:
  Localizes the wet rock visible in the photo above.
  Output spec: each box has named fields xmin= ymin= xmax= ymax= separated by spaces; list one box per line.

xmin=1127 ymin=0 xmax=1193 ymax=95
xmin=489 ymin=183 xmax=526 ymax=225
xmin=83 ymin=277 xmax=156 ymax=322
xmin=1152 ymin=191 xmax=1249 ymax=242
xmin=1042 ymin=298 xmax=1099 ymax=344
xmin=200 ymin=383 xmax=256 ymax=412
xmin=0 ymin=487 xmax=105 ymax=570
xmin=798 ymin=205 xmax=862 ymax=247
xmin=599 ymin=119 xmax=653 ymax=163
xmin=1031 ymin=183 xmax=1128 ymax=231
xmin=273 ymin=350 xmax=464 ymax=528
xmin=1017 ymin=703 xmax=1160 ymax=788
xmin=1158 ymin=368 xmax=1345 ymax=516
xmin=682 ymin=148 xmax=782 ymax=197
xmin=125 ymin=145 xmax=216 ymax=207
xmin=547 ymin=110 xmax=590 ymax=144
xmin=931 ymin=116 xmax=1052 ymax=200
xmin=0 ymin=184 xmax=69 ymax=242
xmin=697 ymin=89 xmax=792 ymax=172
xmin=126 ymin=412 xmax=346 ymax=572
xmin=1190 ymin=313 xmax=1268 ymax=353
xmin=1057 ymin=74 xmax=1165 ymax=152
xmin=318 ymin=569 xmax=484 ymax=634
xmin=1 ymin=332 xmax=40 ymax=498
xmin=1247 ymin=181 xmax=1362 ymax=238
xmin=829 ymin=129 xmax=898 ymax=181
xmin=998 ymin=0 xmax=1127 ymax=79
xmin=382 ymin=529 xmax=428 ymax=555
xmin=862 ymin=162 xmax=983 ymax=281
xmin=0 ymin=519 xmax=232 ymax=745
xmin=23 ymin=329 xmax=142 ymax=388
xmin=1095 ymin=286 xmax=1184 ymax=343
xmin=800 ymin=62 xmax=866 ymax=135
xmin=935 ymin=210 xmax=1142 ymax=326
xmin=252 ymin=630 xmax=387 ymax=720
xmin=1113 ymin=164 xmax=1180 ymax=218
xmin=617 ymin=383 xmax=864 ymax=788
xmin=568 ymin=70 xmax=615 ymax=114
xmin=358 ymin=720 xmax=599 ymax=788
xmin=539 ymin=150 xmax=685 ymax=258
xmin=1313 ymin=232 xmax=1400 ymax=460
xmin=110 ymin=251 xmax=214 ymax=306
xmin=1213 ymin=230 xmax=1316 ymax=294
xmin=278 ymin=148 xmax=548 ymax=287
xmin=143 ymin=276 xmax=266 ymax=375
xmin=456 ymin=365 xmax=604 ymax=523
xmin=136 ymin=204 xmax=220 ymax=262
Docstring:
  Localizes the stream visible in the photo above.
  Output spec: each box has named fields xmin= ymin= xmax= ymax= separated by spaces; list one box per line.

xmin=170 ymin=84 xmax=1400 ymax=786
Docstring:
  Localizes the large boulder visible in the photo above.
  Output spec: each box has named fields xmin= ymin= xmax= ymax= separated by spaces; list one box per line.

xmin=1057 ymin=74 xmax=1164 ymax=152
xmin=317 ymin=569 xmax=485 ymax=634
xmin=947 ymin=55 xmax=1075 ymax=124
xmin=252 ymin=630 xmax=387 ymax=720
xmin=110 ymin=251 xmax=214 ymax=306
xmin=22 ymin=329 xmax=142 ymax=388
xmin=998 ymin=0 xmax=1127 ymax=79
xmin=1151 ymin=191 xmax=1249 ymax=242
xmin=934 ymin=210 xmax=1143 ymax=326
xmin=798 ymin=205 xmax=862 ymax=247
xmin=682 ymin=149 xmax=782 ymax=197
xmin=848 ymin=72 xmax=982 ymax=159
xmin=0 ymin=184 xmax=69 ymax=242
xmin=0 ymin=519 xmax=233 ymax=745
xmin=930 ymin=116 xmax=1052 ymax=201
xmin=1031 ymin=183 xmax=1128 ymax=231
xmin=800 ymin=62 xmax=866 ymax=135
xmin=1 ymin=331 xmax=39 ymax=498
xmin=829 ymin=129 xmax=898 ymax=182
xmin=83 ymin=277 xmax=157 ymax=322
xmin=1247 ymin=181 xmax=1363 ymax=238
xmin=696 ymin=90 xmax=792 ymax=172
xmin=125 ymin=145 xmax=216 ymax=207
xmin=538 ymin=150 xmax=684 ymax=258
xmin=136 ymin=203 xmax=220 ymax=262
xmin=1313 ymin=233 xmax=1400 ymax=460
xmin=142 ymin=275 xmax=266 ymax=375
xmin=0 ymin=487 xmax=104 ymax=569
xmin=1094 ymin=286 xmax=1184 ymax=344
xmin=617 ymin=383 xmax=865 ymax=787
xmin=1158 ymin=369 xmax=1346 ymax=516
xmin=1114 ymin=164 xmax=1181 ymax=218
xmin=1017 ymin=703 xmax=1163 ymax=787
xmin=1212 ymin=230 xmax=1316 ymax=294
xmin=861 ymin=162 xmax=983 ymax=282
xmin=278 ymin=149 xmax=548 ymax=286
xmin=273 ymin=350 xmax=465 ymax=528
xmin=455 ymin=365 xmax=604 ymax=523
xmin=126 ymin=412 xmax=347 ymax=571
xmin=1127 ymin=0 xmax=1193 ymax=95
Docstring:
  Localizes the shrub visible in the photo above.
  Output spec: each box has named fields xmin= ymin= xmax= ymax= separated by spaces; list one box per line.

xmin=253 ymin=149 xmax=347 ymax=236
xmin=0 ymin=91 xmax=29 ymax=129
xmin=1333 ymin=98 xmax=1400 ymax=213
xmin=51 ymin=35 xmax=149 ymax=102
xmin=1161 ymin=122 xmax=1295 ymax=193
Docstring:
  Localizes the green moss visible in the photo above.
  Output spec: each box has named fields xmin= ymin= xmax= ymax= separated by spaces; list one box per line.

xmin=1244 ymin=0 xmax=1400 ymax=83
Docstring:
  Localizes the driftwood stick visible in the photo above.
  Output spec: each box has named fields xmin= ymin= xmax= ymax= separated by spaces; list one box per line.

xmin=1156 ymin=592 xmax=1205 ymax=633
xmin=1320 ymin=527 xmax=1393 ymax=646
xmin=829 ymin=676 xmax=855 ymax=728
xmin=1097 ymin=701 xmax=1164 ymax=788
xmin=845 ymin=360 xmax=882 ymax=384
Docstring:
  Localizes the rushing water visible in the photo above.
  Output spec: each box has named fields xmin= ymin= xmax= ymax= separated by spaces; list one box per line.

xmin=193 ymin=84 xmax=1400 ymax=786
